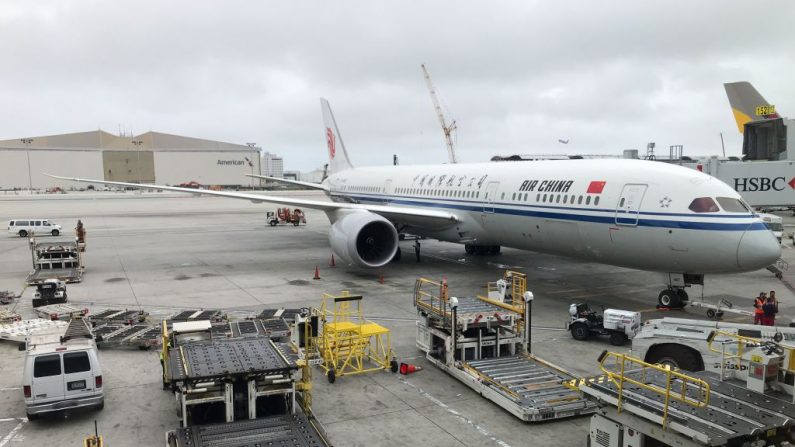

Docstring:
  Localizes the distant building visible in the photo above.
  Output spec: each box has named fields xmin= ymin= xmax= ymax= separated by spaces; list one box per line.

xmin=0 ymin=130 xmax=261 ymax=189
xmin=282 ymin=170 xmax=300 ymax=181
xmin=262 ymin=152 xmax=284 ymax=178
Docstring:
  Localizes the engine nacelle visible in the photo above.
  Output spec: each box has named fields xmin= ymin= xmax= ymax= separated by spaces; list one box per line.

xmin=329 ymin=211 xmax=398 ymax=268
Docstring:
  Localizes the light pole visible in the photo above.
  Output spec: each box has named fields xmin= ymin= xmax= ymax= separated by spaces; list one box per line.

xmin=246 ymin=143 xmax=257 ymax=188
xmin=131 ymin=140 xmax=143 ymax=184
xmin=21 ymin=138 xmax=33 ymax=192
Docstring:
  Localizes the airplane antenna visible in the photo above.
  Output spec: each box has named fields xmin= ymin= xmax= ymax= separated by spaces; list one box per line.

xmin=421 ymin=64 xmax=458 ymax=164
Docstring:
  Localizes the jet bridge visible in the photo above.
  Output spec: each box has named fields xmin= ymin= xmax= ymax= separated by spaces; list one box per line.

xmin=414 ymin=271 xmax=596 ymax=421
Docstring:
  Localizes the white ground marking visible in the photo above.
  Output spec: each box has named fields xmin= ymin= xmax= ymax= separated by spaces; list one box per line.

xmin=399 ymin=377 xmax=512 ymax=447
xmin=0 ymin=419 xmax=26 ymax=447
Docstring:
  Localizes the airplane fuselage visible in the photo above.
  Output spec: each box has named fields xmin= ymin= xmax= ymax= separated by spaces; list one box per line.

xmin=323 ymin=159 xmax=780 ymax=274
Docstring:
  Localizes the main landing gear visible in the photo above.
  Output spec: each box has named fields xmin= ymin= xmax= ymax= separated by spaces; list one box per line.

xmin=464 ymin=244 xmax=501 ymax=255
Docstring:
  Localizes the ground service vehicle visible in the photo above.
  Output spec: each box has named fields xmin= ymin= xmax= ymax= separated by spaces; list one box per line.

xmin=7 ymin=219 xmax=62 ymax=237
xmin=267 ymin=208 xmax=306 ymax=226
xmin=32 ymin=279 xmax=67 ymax=307
xmin=632 ymin=317 xmax=795 ymax=372
xmin=759 ymin=212 xmax=784 ymax=242
xmin=22 ymin=318 xmax=104 ymax=420
xmin=567 ymin=303 xmax=640 ymax=345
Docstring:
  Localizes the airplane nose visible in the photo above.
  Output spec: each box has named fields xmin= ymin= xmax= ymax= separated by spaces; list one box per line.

xmin=737 ymin=227 xmax=781 ymax=271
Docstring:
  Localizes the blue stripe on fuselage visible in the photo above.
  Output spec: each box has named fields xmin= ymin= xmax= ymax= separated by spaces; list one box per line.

xmin=335 ymin=193 xmax=765 ymax=232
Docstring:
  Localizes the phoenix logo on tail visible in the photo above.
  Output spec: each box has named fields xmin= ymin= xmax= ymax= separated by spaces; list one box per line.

xmin=326 ymin=127 xmax=336 ymax=159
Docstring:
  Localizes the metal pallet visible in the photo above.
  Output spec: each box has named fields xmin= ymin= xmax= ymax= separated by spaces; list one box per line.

xmin=95 ymin=323 xmax=161 ymax=349
xmin=168 ymin=338 xmax=296 ymax=383
xmin=419 ymin=295 xmax=518 ymax=328
xmin=465 ymin=355 xmax=597 ymax=420
xmin=89 ymin=309 xmax=148 ymax=325
xmin=170 ymin=309 xmax=225 ymax=323
xmin=257 ymin=308 xmax=306 ymax=322
xmin=208 ymin=318 xmax=290 ymax=339
xmin=167 ymin=411 xmax=329 ymax=447
xmin=581 ymin=369 xmax=795 ymax=445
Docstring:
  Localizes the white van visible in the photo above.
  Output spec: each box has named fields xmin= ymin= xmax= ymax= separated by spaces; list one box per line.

xmin=7 ymin=219 xmax=62 ymax=237
xmin=22 ymin=319 xmax=104 ymax=420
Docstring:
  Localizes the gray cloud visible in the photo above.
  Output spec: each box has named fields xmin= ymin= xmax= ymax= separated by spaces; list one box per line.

xmin=1 ymin=0 xmax=793 ymax=170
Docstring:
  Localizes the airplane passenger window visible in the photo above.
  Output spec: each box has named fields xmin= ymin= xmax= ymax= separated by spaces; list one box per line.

xmin=556 ymin=195 xmax=561 ymax=203
xmin=716 ymin=197 xmax=750 ymax=213
xmin=619 ymin=198 xmax=625 ymax=207
xmin=543 ymin=194 xmax=547 ymax=202
xmin=586 ymin=196 xmax=591 ymax=205
xmin=512 ymin=193 xmax=516 ymax=200
xmin=563 ymin=196 xmax=568 ymax=204
xmin=501 ymin=193 xmax=505 ymax=199
xmin=688 ymin=197 xmax=720 ymax=213
xmin=536 ymin=194 xmax=540 ymax=202
xmin=594 ymin=197 xmax=600 ymax=206
xmin=578 ymin=196 xmax=583 ymax=204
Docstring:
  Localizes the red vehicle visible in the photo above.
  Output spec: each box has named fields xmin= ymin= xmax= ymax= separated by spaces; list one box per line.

xmin=267 ymin=208 xmax=306 ymax=226
xmin=177 ymin=181 xmax=202 ymax=189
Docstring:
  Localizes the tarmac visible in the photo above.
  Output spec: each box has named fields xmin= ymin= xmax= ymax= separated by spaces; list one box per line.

xmin=0 ymin=190 xmax=793 ymax=446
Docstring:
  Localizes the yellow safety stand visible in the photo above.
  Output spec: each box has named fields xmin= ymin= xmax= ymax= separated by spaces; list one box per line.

xmin=314 ymin=291 xmax=397 ymax=383
xmin=83 ymin=421 xmax=103 ymax=447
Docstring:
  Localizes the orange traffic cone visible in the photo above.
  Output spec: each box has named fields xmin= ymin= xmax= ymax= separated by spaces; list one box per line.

xmin=399 ymin=363 xmax=423 ymax=375
xmin=329 ymin=254 xmax=336 ymax=267
xmin=313 ymin=266 xmax=321 ymax=280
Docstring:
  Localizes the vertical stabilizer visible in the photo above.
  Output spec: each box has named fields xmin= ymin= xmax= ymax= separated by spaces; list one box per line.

xmin=320 ymin=98 xmax=353 ymax=174
xmin=724 ymin=81 xmax=780 ymax=133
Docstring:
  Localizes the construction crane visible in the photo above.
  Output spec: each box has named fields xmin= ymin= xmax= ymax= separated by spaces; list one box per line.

xmin=421 ymin=64 xmax=458 ymax=164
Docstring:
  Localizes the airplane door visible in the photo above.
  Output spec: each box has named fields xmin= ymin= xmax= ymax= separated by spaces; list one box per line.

xmin=482 ymin=182 xmax=500 ymax=213
xmin=383 ymin=179 xmax=393 ymax=204
xmin=615 ymin=184 xmax=647 ymax=226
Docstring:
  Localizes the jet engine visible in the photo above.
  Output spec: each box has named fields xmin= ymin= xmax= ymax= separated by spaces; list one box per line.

xmin=329 ymin=211 xmax=398 ymax=268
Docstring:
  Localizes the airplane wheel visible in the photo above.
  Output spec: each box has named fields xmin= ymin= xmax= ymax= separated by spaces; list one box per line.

xmin=676 ymin=289 xmax=688 ymax=304
xmin=658 ymin=290 xmax=680 ymax=308
xmin=327 ymin=370 xmax=336 ymax=384
xmin=19 ymin=230 xmax=27 ymax=237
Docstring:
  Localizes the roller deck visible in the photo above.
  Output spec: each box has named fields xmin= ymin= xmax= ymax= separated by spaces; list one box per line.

xmin=167 ymin=410 xmax=329 ymax=447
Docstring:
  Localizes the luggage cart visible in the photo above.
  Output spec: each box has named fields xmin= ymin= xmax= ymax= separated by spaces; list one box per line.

xmin=89 ymin=309 xmax=148 ymax=325
xmin=33 ymin=303 xmax=88 ymax=321
xmin=170 ymin=309 xmax=225 ymax=323
xmin=94 ymin=324 xmax=162 ymax=349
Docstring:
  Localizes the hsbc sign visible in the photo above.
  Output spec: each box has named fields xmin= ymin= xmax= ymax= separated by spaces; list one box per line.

xmin=733 ymin=177 xmax=795 ymax=192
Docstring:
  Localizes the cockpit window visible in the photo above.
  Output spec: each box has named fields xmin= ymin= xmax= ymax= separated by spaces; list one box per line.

xmin=688 ymin=197 xmax=719 ymax=213
xmin=716 ymin=197 xmax=750 ymax=213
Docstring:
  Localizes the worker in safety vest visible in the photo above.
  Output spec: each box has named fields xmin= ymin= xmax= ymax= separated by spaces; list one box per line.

xmin=753 ymin=292 xmax=767 ymax=325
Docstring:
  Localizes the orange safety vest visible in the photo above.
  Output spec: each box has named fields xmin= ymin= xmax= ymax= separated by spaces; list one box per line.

xmin=754 ymin=297 xmax=765 ymax=315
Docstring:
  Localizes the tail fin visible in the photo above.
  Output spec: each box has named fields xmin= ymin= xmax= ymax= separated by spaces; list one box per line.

xmin=724 ymin=81 xmax=780 ymax=133
xmin=320 ymin=98 xmax=353 ymax=174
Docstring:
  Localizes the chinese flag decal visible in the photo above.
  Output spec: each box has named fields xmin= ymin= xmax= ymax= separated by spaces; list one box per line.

xmin=587 ymin=181 xmax=606 ymax=194
xmin=326 ymin=127 xmax=336 ymax=159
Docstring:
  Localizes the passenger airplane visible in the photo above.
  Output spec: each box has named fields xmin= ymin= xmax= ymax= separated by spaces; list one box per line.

xmin=49 ymin=99 xmax=780 ymax=308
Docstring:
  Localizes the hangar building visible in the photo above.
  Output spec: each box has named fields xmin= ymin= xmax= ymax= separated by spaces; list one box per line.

xmin=0 ymin=130 xmax=262 ymax=189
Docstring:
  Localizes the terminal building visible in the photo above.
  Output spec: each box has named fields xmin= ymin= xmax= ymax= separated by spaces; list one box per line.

xmin=0 ymin=130 xmax=263 ymax=189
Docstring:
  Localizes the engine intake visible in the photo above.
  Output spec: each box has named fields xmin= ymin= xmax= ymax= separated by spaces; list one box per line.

xmin=329 ymin=211 xmax=398 ymax=268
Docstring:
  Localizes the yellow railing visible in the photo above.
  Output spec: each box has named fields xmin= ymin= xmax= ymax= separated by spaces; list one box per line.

xmin=414 ymin=278 xmax=450 ymax=319
xmin=707 ymin=330 xmax=761 ymax=367
xmin=598 ymin=351 xmax=710 ymax=427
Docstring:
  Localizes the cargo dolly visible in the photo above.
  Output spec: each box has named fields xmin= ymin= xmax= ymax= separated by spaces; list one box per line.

xmin=33 ymin=303 xmax=88 ymax=321
xmin=257 ymin=307 xmax=307 ymax=323
xmin=26 ymin=239 xmax=84 ymax=285
xmin=414 ymin=271 xmax=596 ymax=422
xmin=209 ymin=318 xmax=290 ymax=340
xmin=89 ymin=309 xmax=148 ymax=325
xmin=576 ymin=333 xmax=795 ymax=446
xmin=94 ymin=324 xmax=162 ymax=349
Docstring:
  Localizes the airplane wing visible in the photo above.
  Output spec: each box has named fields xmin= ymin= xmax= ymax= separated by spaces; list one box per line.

xmin=46 ymin=174 xmax=459 ymax=225
xmin=245 ymin=174 xmax=329 ymax=191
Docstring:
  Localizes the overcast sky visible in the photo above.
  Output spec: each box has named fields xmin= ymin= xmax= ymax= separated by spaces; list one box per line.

xmin=1 ymin=1 xmax=793 ymax=171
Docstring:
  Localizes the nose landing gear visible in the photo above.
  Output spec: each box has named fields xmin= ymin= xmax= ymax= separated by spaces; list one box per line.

xmin=658 ymin=288 xmax=688 ymax=309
